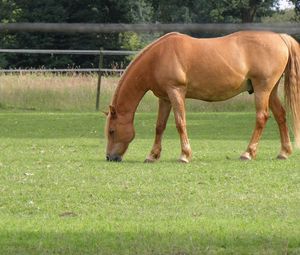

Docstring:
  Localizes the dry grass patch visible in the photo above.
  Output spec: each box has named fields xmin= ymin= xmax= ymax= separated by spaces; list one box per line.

xmin=0 ymin=73 xmax=285 ymax=112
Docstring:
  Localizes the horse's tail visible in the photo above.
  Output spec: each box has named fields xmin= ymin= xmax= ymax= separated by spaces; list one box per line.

xmin=280 ymin=34 xmax=300 ymax=148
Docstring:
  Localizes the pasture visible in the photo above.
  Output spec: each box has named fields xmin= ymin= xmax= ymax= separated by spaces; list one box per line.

xmin=1 ymin=110 xmax=300 ymax=254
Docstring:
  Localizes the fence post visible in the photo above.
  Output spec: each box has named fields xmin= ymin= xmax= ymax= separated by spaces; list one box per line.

xmin=96 ymin=48 xmax=104 ymax=111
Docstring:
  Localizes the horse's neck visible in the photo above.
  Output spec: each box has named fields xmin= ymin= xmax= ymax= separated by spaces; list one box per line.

xmin=113 ymin=74 xmax=148 ymax=120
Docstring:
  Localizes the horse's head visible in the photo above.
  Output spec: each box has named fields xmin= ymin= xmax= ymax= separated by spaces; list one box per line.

xmin=105 ymin=105 xmax=135 ymax=162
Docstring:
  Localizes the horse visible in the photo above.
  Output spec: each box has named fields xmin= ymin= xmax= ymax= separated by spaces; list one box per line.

xmin=105 ymin=31 xmax=300 ymax=163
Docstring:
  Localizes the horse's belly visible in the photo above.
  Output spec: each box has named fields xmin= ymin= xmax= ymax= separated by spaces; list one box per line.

xmin=186 ymin=79 xmax=248 ymax=101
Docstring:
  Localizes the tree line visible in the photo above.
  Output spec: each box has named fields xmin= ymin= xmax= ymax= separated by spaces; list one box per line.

xmin=0 ymin=0 xmax=299 ymax=69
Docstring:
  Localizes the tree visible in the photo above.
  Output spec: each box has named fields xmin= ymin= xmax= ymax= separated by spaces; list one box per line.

xmin=0 ymin=0 xmax=137 ymax=68
xmin=0 ymin=0 xmax=298 ymax=69
xmin=203 ymin=0 xmax=279 ymax=23
xmin=149 ymin=0 xmax=281 ymax=23
xmin=289 ymin=0 xmax=300 ymax=20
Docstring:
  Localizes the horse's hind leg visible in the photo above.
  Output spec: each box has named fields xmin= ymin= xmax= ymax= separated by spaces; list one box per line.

xmin=269 ymin=85 xmax=292 ymax=159
xmin=145 ymin=98 xmax=171 ymax=163
xmin=240 ymin=90 xmax=271 ymax=160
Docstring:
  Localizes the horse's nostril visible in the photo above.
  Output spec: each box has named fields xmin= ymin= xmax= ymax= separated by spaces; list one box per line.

xmin=115 ymin=156 xmax=122 ymax=162
xmin=106 ymin=154 xmax=122 ymax=162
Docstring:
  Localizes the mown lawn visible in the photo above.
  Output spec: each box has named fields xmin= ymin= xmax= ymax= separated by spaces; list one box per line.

xmin=0 ymin=111 xmax=299 ymax=254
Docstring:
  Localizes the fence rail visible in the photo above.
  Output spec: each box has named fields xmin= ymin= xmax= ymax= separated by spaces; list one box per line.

xmin=0 ymin=49 xmax=136 ymax=73
xmin=0 ymin=49 xmax=138 ymax=55
xmin=0 ymin=68 xmax=125 ymax=73
xmin=0 ymin=48 xmax=137 ymax=110
xmin=0 ymin=23 xmax=299 ymax=34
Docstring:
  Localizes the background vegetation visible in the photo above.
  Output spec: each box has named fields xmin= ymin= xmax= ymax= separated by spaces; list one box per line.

xmin=0 ymin=0 xmax=299 ymax=69
xmin=0 ymin=73 xmax=262 ymax=112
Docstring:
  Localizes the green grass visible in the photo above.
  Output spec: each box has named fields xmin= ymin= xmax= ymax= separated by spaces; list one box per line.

xmin=0 ymin=112 xmax=300 ymax=254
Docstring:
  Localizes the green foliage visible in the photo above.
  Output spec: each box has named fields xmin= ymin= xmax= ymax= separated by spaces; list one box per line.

xmin=120 ymin=31 xmax=161 ymax=62
xmin=262 ymin=9 xmax=297 ymax=22
xmin=0 ymin=112 xmax=300 ymax=254
xmin=290 ymin=0 xmax=300 ymax=21
xmin=121 ymin=32 xmax=143 ymax=51
xmin=0 ymin=55 xmax=8 ymax=68
xmin=0 ymin=1 xmax=136 ymax=69
xmin=0 ymin=0 xmax=299 ymax=68
xmin=150 ymin=0 xmax=280 ymax=23
xmin=126 ymin=0 xmax=154 ymax=22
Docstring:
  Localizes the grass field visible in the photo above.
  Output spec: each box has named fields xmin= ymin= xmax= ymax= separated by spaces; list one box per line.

xmin=0 ymin=111 xmax=300 ymax=254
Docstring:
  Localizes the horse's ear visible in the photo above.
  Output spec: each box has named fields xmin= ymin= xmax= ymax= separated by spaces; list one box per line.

xmin=102 ymin=111 xmax=109 ymax=116
xmin=109 ymin=105 xmax=117 ymax=118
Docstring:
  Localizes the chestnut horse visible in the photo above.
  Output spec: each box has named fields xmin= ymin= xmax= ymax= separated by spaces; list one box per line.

xmin=105 ymin=31 xmax=300 ymax=162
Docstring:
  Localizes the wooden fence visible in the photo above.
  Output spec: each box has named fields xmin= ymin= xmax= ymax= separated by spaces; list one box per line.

xmin=0 ymin=23 xmax=299 ymax=34
xmin=0 ymin=49 xmax=138 ymax=110
xmin=0 ymin=22 xmax=299 ymax=110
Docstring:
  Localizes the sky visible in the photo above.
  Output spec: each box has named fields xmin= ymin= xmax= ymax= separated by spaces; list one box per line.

xmin=278 ymin=0 xmax=295 ymax=9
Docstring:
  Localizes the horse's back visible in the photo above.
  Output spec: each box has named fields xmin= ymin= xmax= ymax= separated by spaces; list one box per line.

xmin=147 ymin=31 xmax=289 ymax=101
xmin=156 ymin=30 xmax=289 ymax=72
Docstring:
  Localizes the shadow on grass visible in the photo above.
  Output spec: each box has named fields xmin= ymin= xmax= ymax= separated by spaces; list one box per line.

xmin=98 ymin=156 xmax=286 ymax=166
xmin=0 ymin=112 xmax=280 ymax=140
xmin=1 ymin=230 xmax=297 ymax=255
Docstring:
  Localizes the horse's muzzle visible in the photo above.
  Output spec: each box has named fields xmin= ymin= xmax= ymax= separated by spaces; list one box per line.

xmin=106 ymin=154 xmax=122 ymax=162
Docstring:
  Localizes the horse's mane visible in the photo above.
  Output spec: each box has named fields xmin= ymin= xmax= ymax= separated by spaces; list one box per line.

xmin=111 ymin=32 xmax=181 ymax=106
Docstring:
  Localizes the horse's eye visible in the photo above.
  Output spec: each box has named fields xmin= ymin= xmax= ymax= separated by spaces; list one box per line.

xmin=109 ymin=129 xmax=115 ymax=135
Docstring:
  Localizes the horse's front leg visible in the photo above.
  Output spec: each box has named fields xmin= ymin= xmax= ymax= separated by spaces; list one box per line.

xmin=167 ymin=87 xmax=192 ymax=163
xmin=145 ymin=98 xmax=171 ymax=163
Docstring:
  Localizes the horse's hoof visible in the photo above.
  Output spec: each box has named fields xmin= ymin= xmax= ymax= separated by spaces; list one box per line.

xmin=240 ymin=152 xmax=252 ymax=161
xmin=178 ymin=159 xmax=189 ymax=163
xmin=277 ymin=154 xmax=288 ymax=160
xmin=144 ymin=159 xmax=155 ymax=163
xmin=178 ymin=156 xmax=189 ymax=163
xmin=144 ymin=156 xmax=157 ymax=163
